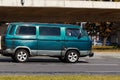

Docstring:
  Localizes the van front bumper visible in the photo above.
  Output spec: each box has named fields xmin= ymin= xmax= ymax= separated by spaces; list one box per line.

xmin=89 ymin=52 xmax=94 ymax=57
xmin=80 ymin=51 xmax=94 ymax=57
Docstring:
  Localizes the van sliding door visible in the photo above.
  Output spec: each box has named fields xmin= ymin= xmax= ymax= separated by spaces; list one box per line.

xmin=38 ymin=27 xmax=62 ymax=56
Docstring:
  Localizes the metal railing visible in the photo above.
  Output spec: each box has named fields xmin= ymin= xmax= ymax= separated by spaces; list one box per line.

xmin=43 ymin=0 xmax=119 ymax=1
xmin=0 ymin=0 xmax=120 ymax=8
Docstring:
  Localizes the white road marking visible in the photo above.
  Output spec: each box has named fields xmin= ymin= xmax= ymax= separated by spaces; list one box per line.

xmin=74 ymin=63 xmax=119 ymax=66
xmin=84 ymin=71 xmax=120 ymax=73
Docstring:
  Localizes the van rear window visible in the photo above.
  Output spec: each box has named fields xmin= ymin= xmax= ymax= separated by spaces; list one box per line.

xmin=9 ymin=25 xmax=16 ymax=35
xmin=39 ymin=27 xmax=60 ymax=36
xmin=16 ymin=26 xmax=36 ymax=35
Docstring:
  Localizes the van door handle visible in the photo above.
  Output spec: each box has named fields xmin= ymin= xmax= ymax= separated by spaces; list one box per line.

xmin=64 ymin=40 xmax=68 ymax=42
xmin=56 ymin=40 xmax=61 ymax=42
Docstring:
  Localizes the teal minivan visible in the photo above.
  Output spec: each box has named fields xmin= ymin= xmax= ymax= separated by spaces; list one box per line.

xmin=0 ymin=22 xmax=93 ymax=63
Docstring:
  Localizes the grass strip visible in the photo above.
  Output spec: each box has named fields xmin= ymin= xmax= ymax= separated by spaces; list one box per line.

xmin=0 ymin=75 xmax=120 ymax=80
xmin=93 ymin=50 xmax=120 ymax=52
xmin=92 ymin=46 xmax=120 ymax=52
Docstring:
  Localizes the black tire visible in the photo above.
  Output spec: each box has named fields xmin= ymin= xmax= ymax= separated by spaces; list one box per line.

xmin=65 ymin=50 xmax=79 ymax=63
xmin=15 ymin=49 xmax=29 ymax=63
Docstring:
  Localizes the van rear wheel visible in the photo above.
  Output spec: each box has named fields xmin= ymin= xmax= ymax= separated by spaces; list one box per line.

xmin=15 ymin=49 xmax=29 ymax=62
xmin=65 ymin=50 xmax=79 ymax=63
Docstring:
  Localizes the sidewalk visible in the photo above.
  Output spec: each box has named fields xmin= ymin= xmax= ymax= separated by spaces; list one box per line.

xmin=93 ymin=52 xmax=120 ymax=59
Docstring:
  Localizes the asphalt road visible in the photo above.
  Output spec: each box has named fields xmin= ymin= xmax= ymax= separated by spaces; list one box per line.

xmin=0 ymin=52 xmax=120 ymax=75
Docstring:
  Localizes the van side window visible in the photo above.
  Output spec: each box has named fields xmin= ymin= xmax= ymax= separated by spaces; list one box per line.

xmin=39 ymin=27 xmax=60 ymax=36
xmin=9 ymin=25 xmax=16 ymax=35
xmin=66 ymin=28 xmax=80 ymax=37
xmin=16 ymin=26 xmax=36 ymax=35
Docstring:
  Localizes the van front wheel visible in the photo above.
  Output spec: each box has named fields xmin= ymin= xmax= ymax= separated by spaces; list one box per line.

xmin=15 ymin=49 xmax=29 ymax=62
xmin=65 ymin=50 xmax=79 ymax=63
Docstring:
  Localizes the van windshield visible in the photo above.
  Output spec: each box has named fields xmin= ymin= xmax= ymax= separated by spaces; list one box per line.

xmin=82 ymin=30 xmax=88 ymax=36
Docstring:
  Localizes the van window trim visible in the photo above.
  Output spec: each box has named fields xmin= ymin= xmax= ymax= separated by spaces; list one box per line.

xmin=39 ymin=26 xmax=61 ymax=37
xmin=8 ymin=24 xmax=16 ymax=35
xmin=16 ymin=26 xmax=36 ymax=36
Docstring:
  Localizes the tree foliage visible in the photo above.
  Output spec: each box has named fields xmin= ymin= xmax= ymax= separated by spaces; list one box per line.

xmin=84 ymin=22 xmax=113 ymax=46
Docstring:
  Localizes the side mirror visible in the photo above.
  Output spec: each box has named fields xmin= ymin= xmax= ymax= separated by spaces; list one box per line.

xmin=78 ymin=33 xmax=81 ymax=39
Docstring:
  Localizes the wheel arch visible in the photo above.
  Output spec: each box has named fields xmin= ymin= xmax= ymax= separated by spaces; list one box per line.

xmin=14 ymin=46 xmax=31 ymax=56
xmin=65 ymin=48 xmax=80 ymax=57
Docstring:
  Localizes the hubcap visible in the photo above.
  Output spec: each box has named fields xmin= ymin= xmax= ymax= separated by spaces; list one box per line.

xmin=68 ymin=52 xmax=78 ymax=62
xmin=17 ymin=51 xmax=27 ymax=62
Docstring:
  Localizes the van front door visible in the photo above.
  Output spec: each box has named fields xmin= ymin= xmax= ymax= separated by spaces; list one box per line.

xmin=64 ymin=28 xmax=87 ymax=50
xmin=38 ymin=27 xmax=62 ymax=56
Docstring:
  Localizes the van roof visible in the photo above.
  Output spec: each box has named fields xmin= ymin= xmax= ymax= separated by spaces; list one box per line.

xmin=10 ymin=22 xmax=81 ymax=28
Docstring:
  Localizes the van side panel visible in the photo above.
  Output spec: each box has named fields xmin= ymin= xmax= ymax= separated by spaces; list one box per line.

xmin=38 ymin=36 xmax=62 ymax=56
xmin=7 ymin=36 xmax=38 ymax=55
xmin=65 ymin=36 xmax=91 ymax=50
xmin=4 ymin=25 xmax=38 ymax=55
xmin=3 ymin=25 xmax=15 ymax=50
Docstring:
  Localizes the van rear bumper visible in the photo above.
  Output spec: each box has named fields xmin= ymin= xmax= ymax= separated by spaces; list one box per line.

xmin=0 ymin=49 xmax=7 ymax=54
xmin=0 ymin=50 xmax=2 ymax=54
xmin=0 ymin=49 xmax=13 ymax=56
